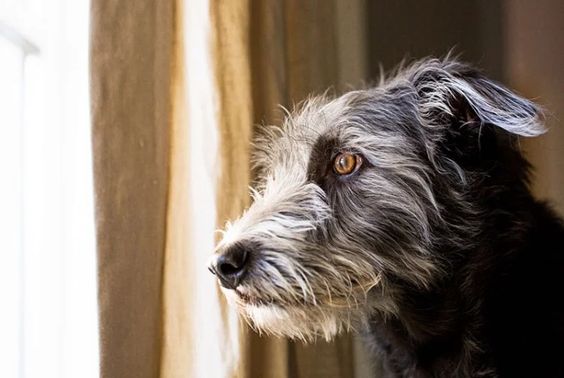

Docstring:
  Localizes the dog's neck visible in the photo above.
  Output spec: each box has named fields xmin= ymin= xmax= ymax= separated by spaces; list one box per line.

xmin=366 ymin=272 xmax=485 ymax=376
xmin=365 ymin=167 xmax=549 ymax=377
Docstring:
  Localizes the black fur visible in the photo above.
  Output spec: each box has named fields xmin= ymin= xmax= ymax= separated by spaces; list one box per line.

xmin=364 ymin=62 xmax=564 ymax=377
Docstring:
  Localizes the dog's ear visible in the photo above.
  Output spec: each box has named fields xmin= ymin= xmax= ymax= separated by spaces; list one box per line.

xmin=410 ymin=59 xmax=545 ymax=138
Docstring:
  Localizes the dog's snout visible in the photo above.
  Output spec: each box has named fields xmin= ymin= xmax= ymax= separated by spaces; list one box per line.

xmin=209 ymin=244 xmax=250 ymax=289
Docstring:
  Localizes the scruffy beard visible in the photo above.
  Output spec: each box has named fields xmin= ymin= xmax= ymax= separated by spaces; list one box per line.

xmin=223 ymin=285 xmax=348 ymax=341
xmin=220 ymin=275 xmax=387 ymax=342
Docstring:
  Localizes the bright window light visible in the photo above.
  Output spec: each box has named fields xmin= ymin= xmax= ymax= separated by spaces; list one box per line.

xmin=0 ymin=0 xmax=98 ymax=377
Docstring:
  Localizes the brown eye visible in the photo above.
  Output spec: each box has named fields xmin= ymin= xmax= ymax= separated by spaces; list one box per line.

xmin=333 ymin=152 xmax=362 ymax=176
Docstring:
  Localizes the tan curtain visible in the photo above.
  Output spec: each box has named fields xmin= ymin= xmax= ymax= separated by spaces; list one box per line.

xmin=505 ymin=0 xmax=564 ymax=214
xmin=90 ymin=0 xmax=177 ymax=376
xmin=91 ymin=0 xmax=373 ymax=377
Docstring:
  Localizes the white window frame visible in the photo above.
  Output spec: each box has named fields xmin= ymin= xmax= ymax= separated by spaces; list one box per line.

xmin=0 ymin=1 xmax=99 ymax=377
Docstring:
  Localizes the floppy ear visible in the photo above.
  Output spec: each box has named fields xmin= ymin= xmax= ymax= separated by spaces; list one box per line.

xmin=411 ymin=59 xmax=545 ymax=138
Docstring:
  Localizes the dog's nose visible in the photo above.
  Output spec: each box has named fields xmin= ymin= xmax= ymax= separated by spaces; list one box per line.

xmin=209 ymin=244 xmax=250 ymax=289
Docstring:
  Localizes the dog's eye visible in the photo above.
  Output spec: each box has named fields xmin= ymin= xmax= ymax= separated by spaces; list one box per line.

xmin=333 ymin=153 xmax=362 ymax=176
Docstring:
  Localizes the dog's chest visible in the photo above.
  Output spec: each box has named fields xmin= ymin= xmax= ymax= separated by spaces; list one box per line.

xmin=365 ymin=316 xmax=474 ymax=378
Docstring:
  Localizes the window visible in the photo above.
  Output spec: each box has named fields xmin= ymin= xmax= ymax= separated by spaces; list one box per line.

xmin=0 ymin=0 xmax=98 ymax=377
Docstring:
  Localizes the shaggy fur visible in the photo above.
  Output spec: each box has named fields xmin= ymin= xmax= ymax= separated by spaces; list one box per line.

xmin=209 ymin=57 xmax=564 ymax=377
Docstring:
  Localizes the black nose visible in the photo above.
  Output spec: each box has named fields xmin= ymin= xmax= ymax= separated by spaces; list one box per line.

xmin=209 ymin=244 xmax=250 ymax=289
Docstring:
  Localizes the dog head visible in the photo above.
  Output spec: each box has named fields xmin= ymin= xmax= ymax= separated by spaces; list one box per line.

xmin=208 ymin=58 xmax=544 ymax=341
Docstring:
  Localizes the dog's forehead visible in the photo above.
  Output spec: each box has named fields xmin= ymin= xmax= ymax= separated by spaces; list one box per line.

xmin=274 ymin=92 xmax=373 ymax=147
xmin=261 ymin=98 xmax=349 ymax=172
xmin=285 ymin=95 xmax=354 ymax=138
xmin=265 ymin=89 xmax=399 ymax=158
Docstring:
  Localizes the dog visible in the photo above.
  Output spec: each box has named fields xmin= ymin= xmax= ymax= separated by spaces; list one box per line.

xmin=208 ymin=58 xmax=564 ymax=377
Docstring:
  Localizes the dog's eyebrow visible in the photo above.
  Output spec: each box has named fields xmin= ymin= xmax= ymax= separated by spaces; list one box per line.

xmin=306 ymin=135 xmax=339 ymax=184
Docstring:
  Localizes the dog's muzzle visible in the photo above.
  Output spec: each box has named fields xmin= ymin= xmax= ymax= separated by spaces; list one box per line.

xmin=208 ymin=243 xmax=251 ymax=289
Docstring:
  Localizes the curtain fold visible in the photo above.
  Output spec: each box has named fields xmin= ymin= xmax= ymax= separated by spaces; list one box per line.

xmin=210 ymin=2 xmax=255 ymax=376
xmin=505 ymin=0 xmax=564 ymax=215
xmin=90 ymin=1 xmax=177 ymax=377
